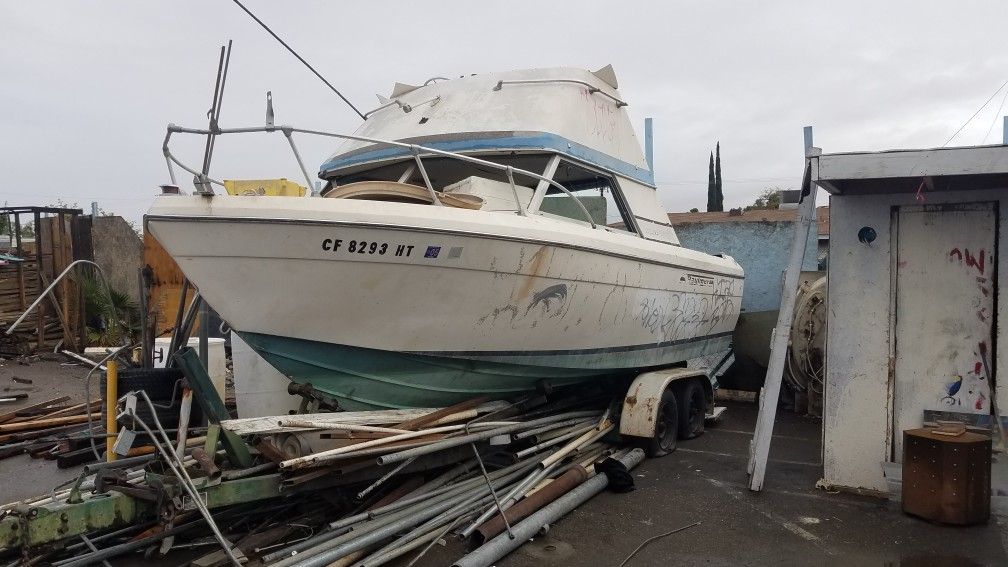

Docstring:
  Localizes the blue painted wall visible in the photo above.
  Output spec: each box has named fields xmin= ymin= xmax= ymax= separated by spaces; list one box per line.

xmin=673 ymin=220 xmax=819 ymax=313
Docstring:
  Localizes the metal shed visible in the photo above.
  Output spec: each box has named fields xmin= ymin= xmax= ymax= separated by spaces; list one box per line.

xmin=816 ymin=143 xmax=1008 ymax=492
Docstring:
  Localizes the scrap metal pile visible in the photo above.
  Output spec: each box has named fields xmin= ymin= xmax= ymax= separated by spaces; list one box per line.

xmin=0 ymin=384 xmax=645 ymax=567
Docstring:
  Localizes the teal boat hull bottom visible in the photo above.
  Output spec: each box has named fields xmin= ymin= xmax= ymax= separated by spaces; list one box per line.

xmin=238 ymin=331 xmax=732 ymax=410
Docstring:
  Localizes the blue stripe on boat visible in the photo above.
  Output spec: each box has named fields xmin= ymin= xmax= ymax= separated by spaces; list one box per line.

xmin=318 ymin=131 xmax=656 ymax=186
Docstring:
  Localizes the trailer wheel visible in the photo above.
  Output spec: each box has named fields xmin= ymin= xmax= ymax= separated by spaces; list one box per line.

xmin=676 ymin=378 xmax=706 ymax=440
xmin=647 ymin=389 xmax=679 ymax=457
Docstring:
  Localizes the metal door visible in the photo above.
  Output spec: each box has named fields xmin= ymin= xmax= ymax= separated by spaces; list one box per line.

xmin=892 ymin=202 xmax=996 ymax=460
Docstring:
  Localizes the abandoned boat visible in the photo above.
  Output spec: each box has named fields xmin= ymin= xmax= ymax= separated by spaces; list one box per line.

xmin=146 ymin=66 xmax=745 ymax=410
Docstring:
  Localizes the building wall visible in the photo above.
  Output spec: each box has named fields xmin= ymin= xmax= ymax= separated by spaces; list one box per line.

xmin=825 ymin=188 xmax=1008 ymax=492
xmin=91 ymin=216 xmax=143 ymax=302
xmin=674 ymin=220 xmax=819 ymax=313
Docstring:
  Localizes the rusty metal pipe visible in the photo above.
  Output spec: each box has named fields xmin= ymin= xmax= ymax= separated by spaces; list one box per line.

xmin=191 ymin=447 xmax=221 ymax=482
xmin=471 ymin=465 xmax=590 ymax=546
xmin=453 ymin=448 xmax=645 ymax=567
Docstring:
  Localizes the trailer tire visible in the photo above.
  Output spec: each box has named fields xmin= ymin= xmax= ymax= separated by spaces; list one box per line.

xmin=646 ymin=389 xmax=679 ymax=457
xmin=675 ymin=378 xmax=706 ymax=440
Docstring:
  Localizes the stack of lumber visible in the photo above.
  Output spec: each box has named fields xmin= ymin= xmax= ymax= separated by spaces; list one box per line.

xmin=0 ymin=396 xmax=103 ymax=466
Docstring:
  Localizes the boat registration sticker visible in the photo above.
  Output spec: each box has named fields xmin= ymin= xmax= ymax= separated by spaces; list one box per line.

xmin=425 ymin=246 xmax=441 ymax=258
xmin=321 ymin=238 xmax=415 ymax=257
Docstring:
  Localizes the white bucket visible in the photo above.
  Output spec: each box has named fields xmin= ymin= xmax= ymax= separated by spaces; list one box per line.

xmin=153 ymin=337 xmax=227 ymax=401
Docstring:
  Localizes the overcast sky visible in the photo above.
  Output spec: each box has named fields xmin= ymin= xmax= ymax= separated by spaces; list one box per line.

xmin=3 ymin=1 xmax=1008 ymax=226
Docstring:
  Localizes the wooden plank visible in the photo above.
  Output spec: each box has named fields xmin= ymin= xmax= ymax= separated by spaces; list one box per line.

xmin=0 ymin=414 xmax=91 ymax=433
xmin=0 ymin=396 xmax=71 ymax=424
xmin=394 ymin=396 xmax=489 ymax=431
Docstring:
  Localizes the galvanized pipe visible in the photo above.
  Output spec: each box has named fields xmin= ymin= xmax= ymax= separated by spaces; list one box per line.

xmin=459 ymin=460 xmax=565 ymax=538
xmin=328 ymin=458 xmax=537 ymax=531
xmin=541 ymin=423 xmax=614 ymax=469
xmin=511 ymin=417 xmax=594 ymax=441
xmin=290 ymin=484 xmax=504 ymax=567
xmin=375 ymin=411 xmax=600 ymax=466
xmin=281 ymin=423 xmax=475 ymax=470
xmin=453 ymin=449 xmax=645 ymax=567
xmin=471 ymin=465 xmax=591 ymax=546
xmin=280 ymin=468 xmax=529 ymax=567
xmin=514 ymin=422 xmax=597 ymax=459
xmin=356 ymin=495 xmax=491 ymax=567
xmin=406 ymin=458 xmax=475 ymax=497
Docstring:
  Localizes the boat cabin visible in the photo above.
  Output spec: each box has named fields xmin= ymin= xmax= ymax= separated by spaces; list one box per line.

xmin=316 ymin=67 xmax=681 ymax=245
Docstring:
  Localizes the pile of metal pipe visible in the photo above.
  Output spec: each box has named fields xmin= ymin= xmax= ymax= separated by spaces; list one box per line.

xmin=2 ymin=390 xmax=644 ymax=567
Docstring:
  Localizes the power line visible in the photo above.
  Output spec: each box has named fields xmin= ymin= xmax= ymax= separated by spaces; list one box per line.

xmin=983 ymin=84 xmax=1008 ymax=144
xmin=229 ymin=0 xmax=366 ymax=120
xmin=943 ymin=77 xmax=1008 ymax=147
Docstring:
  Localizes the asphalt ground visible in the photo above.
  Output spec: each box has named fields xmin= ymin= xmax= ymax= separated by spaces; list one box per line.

xmin=2 ymin=360 xmax=1006 ymax=566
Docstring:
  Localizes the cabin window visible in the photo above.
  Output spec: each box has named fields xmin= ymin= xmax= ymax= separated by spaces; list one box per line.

xmin=540 ymin=160 xmax=637 ymax=234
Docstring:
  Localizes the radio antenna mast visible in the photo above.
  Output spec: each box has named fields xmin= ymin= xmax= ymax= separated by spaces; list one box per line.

xmin=229 ymin=0 xmax=367 ymax=120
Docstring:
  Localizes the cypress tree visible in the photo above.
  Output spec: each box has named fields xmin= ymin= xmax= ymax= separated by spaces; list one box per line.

xmin=707 ymin=151 xmax=716 ymax=212
xmin=714 ymin=142 xmax=724 ymax=211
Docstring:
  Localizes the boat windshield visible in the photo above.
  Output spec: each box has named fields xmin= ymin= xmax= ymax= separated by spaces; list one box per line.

xmin=324 ymin=152 xmax=637 ymax=234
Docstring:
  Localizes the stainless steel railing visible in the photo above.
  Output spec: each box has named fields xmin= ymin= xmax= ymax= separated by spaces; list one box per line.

xmin=162 ymin=123 xmax=598 ymax=228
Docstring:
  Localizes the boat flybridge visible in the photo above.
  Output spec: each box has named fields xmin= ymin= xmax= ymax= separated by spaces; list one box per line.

xmin=146 ymin=66 xmax=744 ymax=410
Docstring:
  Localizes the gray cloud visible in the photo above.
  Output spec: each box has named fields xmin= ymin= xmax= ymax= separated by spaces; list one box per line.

xmin=2 ymin=1 xmax=1006 ymax=224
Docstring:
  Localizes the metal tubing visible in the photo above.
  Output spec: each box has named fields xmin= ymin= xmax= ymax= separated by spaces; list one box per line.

xmin=198 ymin=296 xmax=209 ymax=370
xmin=358 ymin=495 xmax=490 ymax=567
xmin=281 ymin=423 xmax=487 ymax=470
xmin=540 ymin=423 xmax=614 ymax=469
xmin=167 ymin=279 xmax=191 ymax=359
xmin=4 ymin=260 xmax=117 ymax=336
xmin=282 ymin=129 xmax=316 ymax=193
xmin=261 ymin=526 xmax=353 ymax=564
xmin=471 ymin=465 xmax=590 ymax=546
xmin=459 ymin=459 xmax=563 ymax=538
xmin=407 ymin=458 xmax=475 ymax=497
xmin=128 ymin=392 xmax=241 ymax=566
xmin=492 ymin=78 xmax=628 ymax=107
xmin=329 ymin=458 xmax=537 ymax=531
xmin=167 ymin=292 xmax=201 ymax=369
xmin=356 ymin=456 xmax=416 ymax=500
xmin=287 ymin=482 xmax=508 ymax=567
xmin=376 ymin=411 xmax=600 ymax=466
xmin=505 ymin=166 xmax=526 ymax=216
xmin=221 ymin=461 xmax=277 ymax=480
xmin=514 ymin=422 xmax=597 ymax=459
xmin=512 ymin=417 xmax=593 ymax=441
xmin=161 ymin=123 xmax=596 ymax=227
xmin=61 ymin=349 xmax=106 ymax=371
xmin=453 ymin=449 xmax=645 ymax=567
xmin=410 ymin=146 xmax=442 ymax=206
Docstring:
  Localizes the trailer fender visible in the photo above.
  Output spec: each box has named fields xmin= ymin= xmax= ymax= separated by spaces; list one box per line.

xmin=619 ymin=368 xmax=707 ymax=439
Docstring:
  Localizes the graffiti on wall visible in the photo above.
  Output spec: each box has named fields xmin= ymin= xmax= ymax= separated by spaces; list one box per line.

xmin=941 ymin=248 xmax=994 ymax=413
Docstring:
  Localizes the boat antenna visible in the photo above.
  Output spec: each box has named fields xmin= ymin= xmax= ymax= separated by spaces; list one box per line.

xmin=229 ymin=0 xmax=367 ymax=121
xmin=201 ymin=40 xmax=232 ymax=177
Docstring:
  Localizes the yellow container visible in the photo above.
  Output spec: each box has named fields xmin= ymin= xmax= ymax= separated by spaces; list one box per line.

xmin=223 ymin=178 xmax=308 ymax=197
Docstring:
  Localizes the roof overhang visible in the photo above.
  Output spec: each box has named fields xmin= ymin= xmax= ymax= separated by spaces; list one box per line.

xmin=814 ymin=144 xmax=1008 ymax=195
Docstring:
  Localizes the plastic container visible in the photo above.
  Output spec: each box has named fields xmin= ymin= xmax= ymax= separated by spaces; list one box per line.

xmin=153 ymin=337 xmax=226 ymax=401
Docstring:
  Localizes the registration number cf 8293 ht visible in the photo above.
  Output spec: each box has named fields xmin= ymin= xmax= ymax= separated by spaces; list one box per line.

xmin=321 ymin=238 xmax=415 ymax=257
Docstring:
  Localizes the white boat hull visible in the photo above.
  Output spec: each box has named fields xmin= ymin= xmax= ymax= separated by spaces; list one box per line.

xmin=147 ymin=195 xmax=743 ymax=408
